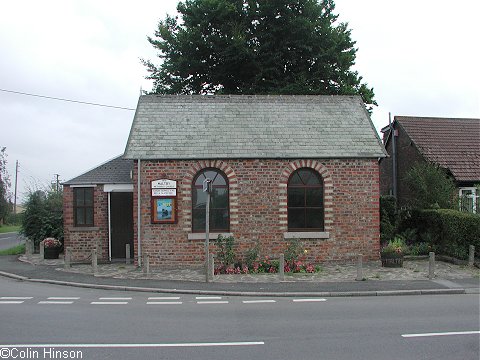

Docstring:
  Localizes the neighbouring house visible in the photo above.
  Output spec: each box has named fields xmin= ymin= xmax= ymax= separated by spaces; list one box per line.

xmin=379 ymin=116 xmax=480 ymax=212
xmin=64 ymin=95 xmax=387 ymax=266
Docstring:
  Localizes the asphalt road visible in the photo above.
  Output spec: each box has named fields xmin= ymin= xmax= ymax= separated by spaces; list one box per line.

xmin=0 ymin=277 xmax=478 ymax=360
xmin=0 ymin=232 xmax=23 ymax=251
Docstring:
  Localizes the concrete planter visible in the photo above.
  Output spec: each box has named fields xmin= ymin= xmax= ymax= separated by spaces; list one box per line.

xmin=44 ymin=247 xmax=60 ymax=259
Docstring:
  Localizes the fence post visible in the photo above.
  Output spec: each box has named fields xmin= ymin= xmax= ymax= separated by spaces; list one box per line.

xmin=126 ymin=244 xmax=131 ymax=265
xmin=428 ymin=252 xmax=435 ymax=280
xmin=356 ymin=254 xmax=364 ymax=281
xmin=64 ymin=247 xmax=71 ymax=269
xmin=468 ymin=245 xmax=475 ymax=267
xmin=39 ymin=241 xmax=45 ymax=259
xmin=92 ymin=248 xmax=98 ymax=275
xmin=208 ymin=253 xmax=214 ymax=282
xmin=279 ymin=254 xmax=285 ymax=281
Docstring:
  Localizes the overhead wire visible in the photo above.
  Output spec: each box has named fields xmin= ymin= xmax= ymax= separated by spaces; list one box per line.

xmin=0 ymin=88 xmax=136 ymax=111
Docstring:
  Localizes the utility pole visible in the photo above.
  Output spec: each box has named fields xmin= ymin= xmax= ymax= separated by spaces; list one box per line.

xmin=54 ymin=174 xmax=60 ymax=192
xmin=13 ymin=160 xmax=18 ymax=215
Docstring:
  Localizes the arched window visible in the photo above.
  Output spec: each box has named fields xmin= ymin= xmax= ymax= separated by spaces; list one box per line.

xmin=192 ymin=168 xmax=229 ymax=232
xmin=288 ymin=168 xmax=324 ymax=231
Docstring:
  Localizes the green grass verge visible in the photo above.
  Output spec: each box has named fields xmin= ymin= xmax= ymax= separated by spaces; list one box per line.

xmin=0 ymin=225 xmax=21 ymax=234
xmin=0 ymin=243 xmax=25 ymax=255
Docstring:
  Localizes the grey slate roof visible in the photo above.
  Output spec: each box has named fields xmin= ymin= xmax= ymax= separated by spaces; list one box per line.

xmin=63 ymin=156 xmax=133 ymax=185
xmin=124 ymin=95 xmax=386 ymax=160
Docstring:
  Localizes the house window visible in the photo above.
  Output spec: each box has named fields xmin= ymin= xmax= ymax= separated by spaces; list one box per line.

xmin=459 ymin=187 xmax=479 ymax=214
xmin=74 ymin=187 xmax=94 ymax=226
xmin=288 ymin=168 xmax=324 ymax=231
xmin=192 ymin=169 xmax=229 ymax=232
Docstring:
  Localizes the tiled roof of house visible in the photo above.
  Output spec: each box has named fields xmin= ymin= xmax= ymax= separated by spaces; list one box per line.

xmin=124 ymin=95 xmax=386 ymax=160
xmin=396 ymin=116 xmax=480 ymax=182
xmin=63 ymin=156 xmax=133 ymax=185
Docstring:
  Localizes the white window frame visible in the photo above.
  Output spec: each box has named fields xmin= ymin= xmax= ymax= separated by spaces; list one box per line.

xmin=459 ymin=187 xmax=479 ymax=214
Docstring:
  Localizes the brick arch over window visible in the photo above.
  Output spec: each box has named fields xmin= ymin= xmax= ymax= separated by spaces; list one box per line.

xmin=181 ymin=161 xmax=238 ymax=231
xmin=279 ymin=160 xmax=333 ymax=232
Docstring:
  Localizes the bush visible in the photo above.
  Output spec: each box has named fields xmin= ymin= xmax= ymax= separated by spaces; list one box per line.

xmin=214 ymin=234 xmax=236 ymax=268
xmin=404 ymin=162 xmax=457 ymax=209
xmin=399 ymin=209 xmax=480 ymax=259
xmin=380 ymin=195 xmax=397 ymax=244
xmin=21 ymin=189 xmax=63 ymax=247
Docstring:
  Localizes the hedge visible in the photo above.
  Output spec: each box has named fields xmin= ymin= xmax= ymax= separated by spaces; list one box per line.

xmin=400 ymin=209 xmax=480 ymax=259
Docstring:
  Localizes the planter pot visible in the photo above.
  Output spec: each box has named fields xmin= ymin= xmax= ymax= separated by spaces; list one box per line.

xmin=381 ymin=254 xmax=404 ymax=268
xmin=44 ymin=247 xmax=60 ymax=259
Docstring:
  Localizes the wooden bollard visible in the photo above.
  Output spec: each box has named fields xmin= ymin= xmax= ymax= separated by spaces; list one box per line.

xmin=208 ymin=253 xmax=214 ymax=282
xmin=64 ymin=247 xmax=71 ymax=268
xmin=356 ymin=254 xmax=364 ymax=281
xmin=279 ymin=254 xmax=285 ymax=281
xmin=468 ymin=245 xmax=475 ymax=267
xmin=428 ymin=252 xmax=435 ymax=280
xmin=92 ymin=248 xmax=98 ymax=274
xmin=126 ymin=244 xmax=131 ymax=265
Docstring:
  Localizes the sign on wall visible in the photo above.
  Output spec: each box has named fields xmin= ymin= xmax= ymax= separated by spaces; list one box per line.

xmin=151 ymin=179 xmax=177 ymax=224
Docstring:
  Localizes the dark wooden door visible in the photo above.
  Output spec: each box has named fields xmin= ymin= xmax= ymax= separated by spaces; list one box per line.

xmin=110 ymin=192 xmax=134 ymax=259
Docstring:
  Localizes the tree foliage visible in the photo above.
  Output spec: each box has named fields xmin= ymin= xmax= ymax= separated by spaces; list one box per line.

xmin=404 ymin=162 xmax=457 ymax=210
xmin=21 ymin=188 xmax=63 ymax=246
xmin=143 ymin=0 xmax=375 ymax=107
xmin=0 ymin=147 xmax=12 ymax=225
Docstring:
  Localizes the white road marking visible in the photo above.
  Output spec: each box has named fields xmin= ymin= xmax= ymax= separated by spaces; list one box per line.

xmin=91 ymin=302 xmax=129 ymax=305
xmin=0 ymin=301 xmax=24 ymax=304
xmin=0 ymin=341 xmax=265 ymax=348
xmin=148 ymin=297 xmax=181 ymax=300
xmin=38 ymin=301 xmax=74 ymax=305
xmin=0 ymin=297 xmax=33 ymax=300
xmin=242 ymin=300 xmax=276 ymax=304
xmin=402 ymin=331 xmax=480 ymax=338
xmin=147 ymin=301 xmax=183 ymax=305
xmin=197 ymin=301 xmax=229 ymax=304
xmin=196 ymin=296 xmax=222 ymax=300
xmin=48 ymin=297 xmax=80 ymax=300
xmin=292 ymin=298 xmax=327 ymax=302
xmin=98 ymin=297 xmax=132 ymax=300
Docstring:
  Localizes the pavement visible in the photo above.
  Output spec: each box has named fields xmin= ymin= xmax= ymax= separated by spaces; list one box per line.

xmin=0 ymin=252 xmax=478 ymax=297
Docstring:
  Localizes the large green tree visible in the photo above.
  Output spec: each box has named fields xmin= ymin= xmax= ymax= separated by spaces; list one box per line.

xmin=143 ymin=0 xmax=375 ymax=107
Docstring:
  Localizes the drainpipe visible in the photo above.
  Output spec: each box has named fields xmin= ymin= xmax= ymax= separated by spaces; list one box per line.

xmin=389 ymin=113 xmax=398 ymax=201
xmin=137 ymin=159 xmax=142 ymax=267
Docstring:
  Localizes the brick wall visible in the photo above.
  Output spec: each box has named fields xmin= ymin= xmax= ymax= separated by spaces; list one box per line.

xmin=133 ymin=158 xmax=381 ymax=268
xmin=63 ymin=185 xmax=109 ymax=262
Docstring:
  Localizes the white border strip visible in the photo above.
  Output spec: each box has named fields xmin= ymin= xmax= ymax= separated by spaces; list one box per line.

xmin=402 ymin=331 xmax=480 ymax=338
xmin=0 ymin=342 xmax=265 ymax=348
xmin=242 ymin=300 xmax=276 ymax=304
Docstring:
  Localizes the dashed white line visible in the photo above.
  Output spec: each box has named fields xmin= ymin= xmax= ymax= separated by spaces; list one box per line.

xmin=402 ymin=331 xmax=480 ymax=338
xmin=98 ymin=297 xmax=132 ymax=300
xmin=47 ymin=297 xmax=80 ymax=300
xmin=0 ymin=297 xmax=33 ymax=300
xmin=147 ymin=302 xmax=183 ymax=305
xmin=148 ymin=297 xmax=181 ymax=300
xmin=0 ymin=301 xmax=24 ymax=304
xmin=196 ymin=296 xmax=222 ymax=300
xmin=91 ymin=302 xmax=129 ymax=305
xmin=197 ymin=301 xmax=229 ymax=304
xmin=242 ymin=300 xmax=276 ymax=304
xmin=292 ymin=298 xmax=327 ymax=303
xmin=38 ymin=301 xmax=74 ymax=305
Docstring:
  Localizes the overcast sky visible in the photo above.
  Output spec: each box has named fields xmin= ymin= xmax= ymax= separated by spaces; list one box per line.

xmin=1 ymin=0 xmax=479 ymax=203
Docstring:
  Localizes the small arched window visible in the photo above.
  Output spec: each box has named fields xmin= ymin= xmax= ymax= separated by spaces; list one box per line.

xmin=192 ymin=168 xmax=229 ymax=232
xmin=287 ymin=168 xmax=324 ymax=231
